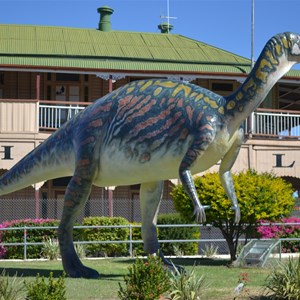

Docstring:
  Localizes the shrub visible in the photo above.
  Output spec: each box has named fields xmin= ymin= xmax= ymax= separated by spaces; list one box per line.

xmin=118 ymin=255 xmax=170 ymax=300
xmin=80 ymin=216 xmax=130 ymax=257
xmin=201 ymin=243 xmax=219 ymax=258
xmin=157 ymin=214 xmax=199 ymax=256
xmin=265 ymin=256 xmax=300 ymax=299
xmin=41 ymin=238 xmax=60 ymax=260
xmin=167 ymin=263 xmax=207 ymax=300
xmin=0 ymin=219 xmax=60 ymax=259
xmin=0 ymin=270 xmax=24 ymax=300
xmin=257 ymin=217 xmax=300 ymax=253
xmin=25 ymin=272 xmax=66 ymax=300
xmin=75 ymin=243 xmax=86 ymax=258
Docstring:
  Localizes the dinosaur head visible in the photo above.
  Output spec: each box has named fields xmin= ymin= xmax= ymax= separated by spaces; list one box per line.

xmin=272 ymin=32 xmax=300 ymax=65
xmin=284 ymin=32 xmax=300 ymax=63
xmin=252 ymin=32 xmax=300 ymax=85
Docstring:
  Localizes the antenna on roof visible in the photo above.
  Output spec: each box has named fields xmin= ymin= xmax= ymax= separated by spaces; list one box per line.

xmin=160 ymin=0 xmax=177 ymax=33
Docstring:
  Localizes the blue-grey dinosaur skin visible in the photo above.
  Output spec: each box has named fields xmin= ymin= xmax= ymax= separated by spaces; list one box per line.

xmin=1 ymin=32 xmax=300 ymax=278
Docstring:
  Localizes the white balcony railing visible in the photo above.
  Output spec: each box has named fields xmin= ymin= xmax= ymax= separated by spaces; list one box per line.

xmin=2 ymin=98 xmax=300 ymax=138
xmin=248 ymin=108 xmax=300 ymax=138
xmin=39 ymin=101 xmax=89 ymax=129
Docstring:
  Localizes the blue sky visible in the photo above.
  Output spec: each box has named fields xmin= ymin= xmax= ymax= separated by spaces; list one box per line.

xmin=1 ymin=0 xmax=300 ymax=68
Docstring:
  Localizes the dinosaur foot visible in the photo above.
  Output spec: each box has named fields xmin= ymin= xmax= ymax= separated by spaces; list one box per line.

xmin=61 ymin=253 xmax=100 ymax=278
xmin=165 ymin=261 xmax=185 ymax=274
xmin=160 ymin=256 xmax=185 ymax=274
xmin=65 ymin=263 xmax=100 ymax=279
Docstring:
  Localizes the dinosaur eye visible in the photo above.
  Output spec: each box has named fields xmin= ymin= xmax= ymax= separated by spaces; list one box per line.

xmin=292 ymin=44 xmax=300 ymax=55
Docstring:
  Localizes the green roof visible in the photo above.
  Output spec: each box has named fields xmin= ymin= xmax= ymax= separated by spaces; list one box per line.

xmin=0 ymin=24 xmax=299 ymax=78
xmin=0 ymin=24 xmax=252 ymax=74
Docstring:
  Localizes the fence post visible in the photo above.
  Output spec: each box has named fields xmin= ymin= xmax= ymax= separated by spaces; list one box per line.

xmin=129 ymin=224 xmax=133 ymax=257
xmin=279 ymin=240 xmax=282 ymax=261
xmin=24 ymin=226 xmax=27 ymax=260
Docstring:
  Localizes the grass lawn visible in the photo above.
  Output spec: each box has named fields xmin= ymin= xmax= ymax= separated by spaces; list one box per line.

xmin=0 ymin=257 xmax=274 ymax=299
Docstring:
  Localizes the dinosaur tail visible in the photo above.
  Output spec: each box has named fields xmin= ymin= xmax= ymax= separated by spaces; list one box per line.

xmin=0 ymin=126 xmax=75 ymax=196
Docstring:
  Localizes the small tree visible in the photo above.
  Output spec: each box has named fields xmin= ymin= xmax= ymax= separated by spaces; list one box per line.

xmin=171 ymin=170 xmax=294 ymax=261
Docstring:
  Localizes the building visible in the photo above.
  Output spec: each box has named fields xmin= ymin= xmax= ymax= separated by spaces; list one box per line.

xmin=0 ymin=6 xmax=300 ymax=221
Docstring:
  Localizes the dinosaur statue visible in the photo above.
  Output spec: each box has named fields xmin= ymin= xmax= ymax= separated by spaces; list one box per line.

xmin=0 ymin=32 xmax=300 ymax=278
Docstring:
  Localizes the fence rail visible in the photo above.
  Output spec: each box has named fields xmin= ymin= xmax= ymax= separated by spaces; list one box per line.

xmin=1 ymin=223 xmax=299 ymax=260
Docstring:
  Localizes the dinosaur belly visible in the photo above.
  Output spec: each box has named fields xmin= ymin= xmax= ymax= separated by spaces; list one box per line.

xmin=93 ymin=128 xmax=240 ymax=187
xmin=94 ymin=139 xmax=191 ymax=186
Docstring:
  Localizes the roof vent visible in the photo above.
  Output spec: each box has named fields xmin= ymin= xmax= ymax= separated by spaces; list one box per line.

xmin=158 ymin=22 xmax=173 ymax=34
xmin=97 ymin=6 xmax=114 ymax=32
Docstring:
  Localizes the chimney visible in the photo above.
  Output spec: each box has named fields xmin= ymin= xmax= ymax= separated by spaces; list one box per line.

xmin=97 ymin=6 xmax=114 ymax=32
xmin=158 ymin=22 xmax=173 ymax=34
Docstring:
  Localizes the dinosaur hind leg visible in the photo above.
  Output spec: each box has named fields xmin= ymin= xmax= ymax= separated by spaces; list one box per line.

xmin=140 ymin=181 xmax=184 ymax=272
xmin=58 ymin=174 xmax=99 ymax=279
xmin=140 ymin=181 xmax=163 ymax=256
xmin=140 ymin=181 xmax=174 ymax=265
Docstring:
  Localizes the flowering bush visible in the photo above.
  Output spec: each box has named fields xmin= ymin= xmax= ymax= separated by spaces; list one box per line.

xmin=118 ymin=255 xmax=170 ymax=300
xmin=0 ymin=245 xmax=6 ymax=259
xmin=0 ymin=218 xmax=60 ymax=259
xmin=234 ymin=272 xmax=250 ymax=299
xmin=257 ymin=217 xmax=300 ymax=253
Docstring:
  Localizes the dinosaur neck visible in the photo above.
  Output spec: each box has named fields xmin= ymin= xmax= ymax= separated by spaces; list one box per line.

xmin=225 ymin=39 xmax=296 ymax=132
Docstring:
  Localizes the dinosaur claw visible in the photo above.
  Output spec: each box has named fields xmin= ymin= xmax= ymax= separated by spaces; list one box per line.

xmin=193 ymin=205 xmax=208 ymax=223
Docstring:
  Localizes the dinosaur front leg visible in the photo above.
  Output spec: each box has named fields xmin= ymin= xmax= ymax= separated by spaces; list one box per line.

xmin=219 ymin=128 xmax=244 ymax=224
xmin=58 ymin=175 xmax=99 ymax=279
xmin=179 ymin=169 xmax=209 ymax=223
xmin=219 ymin=170 xmax=241 ymax=224
xmin=179 ymin=138 xmax=213 ymax=223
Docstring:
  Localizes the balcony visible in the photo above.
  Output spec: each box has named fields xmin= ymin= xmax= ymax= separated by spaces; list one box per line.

xmin=247 ymin=108 xmax=300 ymax=139
xmin=0 ymin=99 xmax=91 ymax=134
xmin=39 ymin=100 xmax=91 ymax=130
xmin=1 ymin=99 xmax=300 ymax=139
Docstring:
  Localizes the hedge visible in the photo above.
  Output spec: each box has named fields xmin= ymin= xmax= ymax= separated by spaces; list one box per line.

xmin=0 ymin=219 xmax=60 ymax=259
xmin=157 ymin=213 xmax=199 ymax=255
xmin=80 ymin=216 xmax=130 ymax=257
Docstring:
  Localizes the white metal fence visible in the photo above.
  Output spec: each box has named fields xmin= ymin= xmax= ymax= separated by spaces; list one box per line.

xmin=0 ymin=224 xmax=299 ymax=260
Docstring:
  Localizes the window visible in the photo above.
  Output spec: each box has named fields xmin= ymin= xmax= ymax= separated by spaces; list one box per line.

xmin=0 ymin=73 xmax=4 ymax=98
xmin=210 ymin=81 xmax=234 ymax=96
xmin=56 ymin=73 xmax=80 ymax=82
xmin=84 ymin=86 xmax=89 ymax=101
xmin=45 ymin=73 xmax=90 ymax=102
xmin=47 ymin=85 xmax=51 ymax=100
xmin=211 ymin=82 xmax=233 ymax=92
xmin=0 ymin=73 xmax=4 ymax=85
